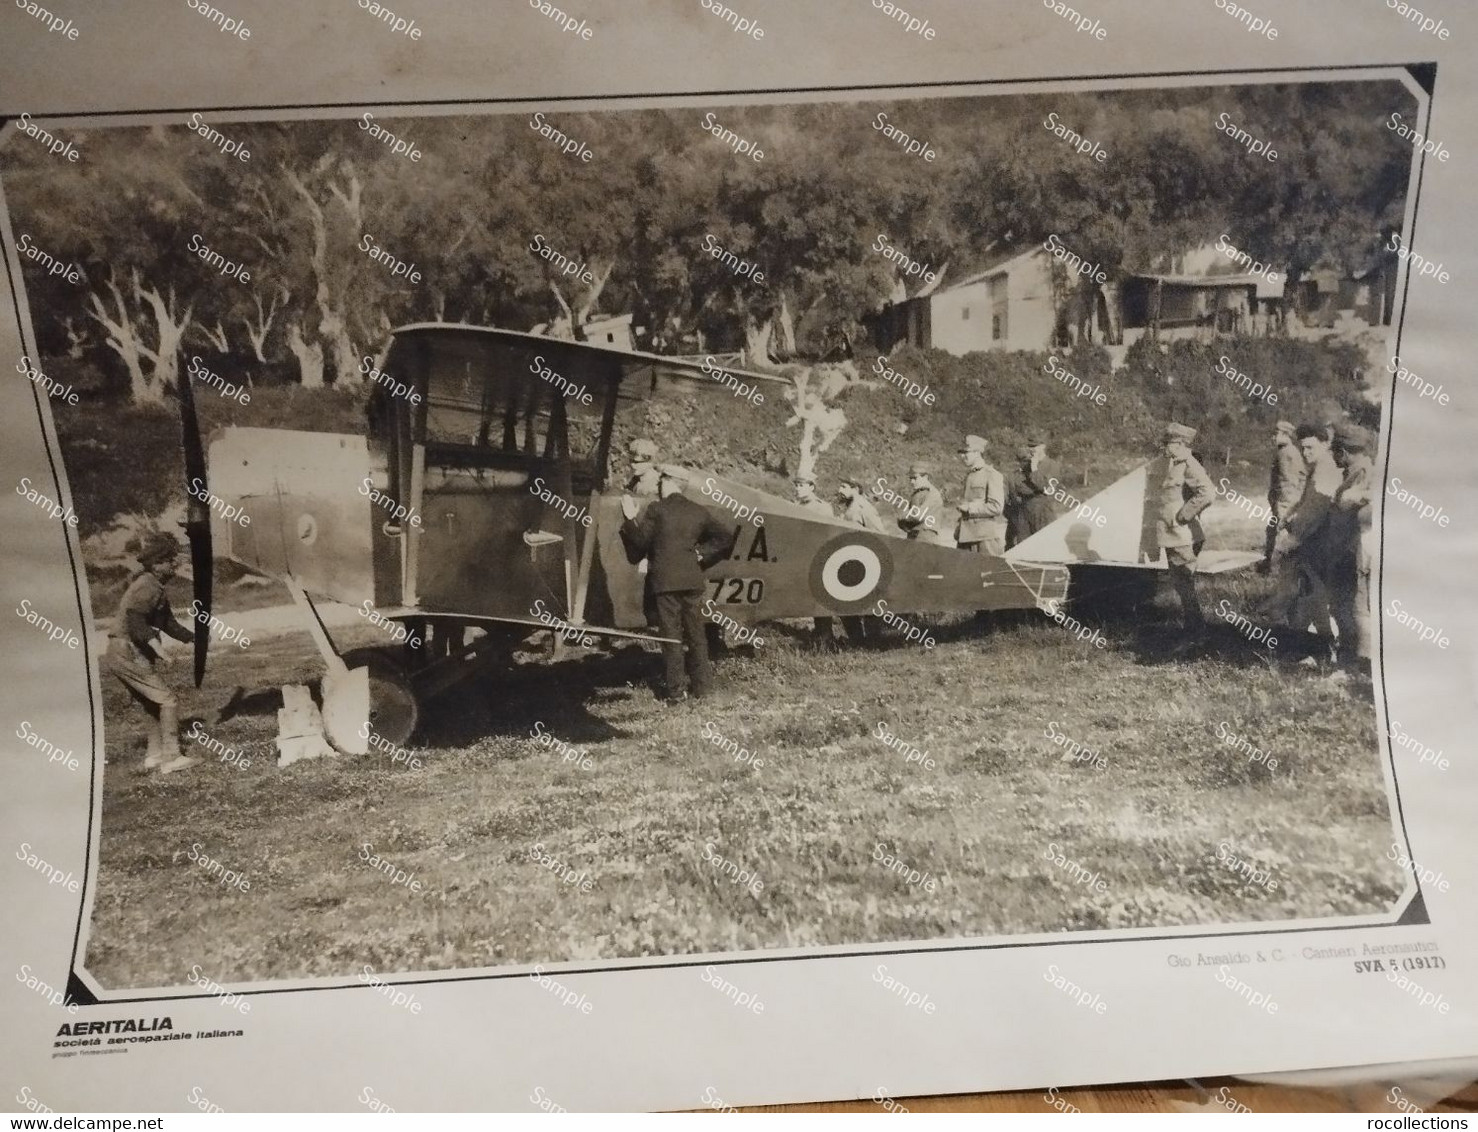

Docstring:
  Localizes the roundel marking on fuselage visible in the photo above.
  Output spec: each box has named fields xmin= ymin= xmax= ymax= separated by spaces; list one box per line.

xmin=807 ymin=531 xmax=894 ymax=613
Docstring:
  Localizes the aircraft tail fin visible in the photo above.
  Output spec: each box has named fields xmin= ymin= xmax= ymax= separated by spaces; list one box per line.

xmin=1006 ymin=464 xmax=1156 ymax=568
xmin=1005 ymin=463 xmax=1260 ymax=574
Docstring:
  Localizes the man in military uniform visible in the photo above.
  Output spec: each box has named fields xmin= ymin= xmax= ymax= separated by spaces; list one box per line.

xmin=1325 ymin=423 xmax=1374 ymax=670
xmin=824 ymin=478 xmax=884 ymax=645
xmin=1149 ymin=422 xmax=1215 ymax=637
xmin=897 ymin=461 xmax=949 ymax=545
xmin=1005 ymin=436 xmax=1059 ymax=548
xmin=793 ymin=474 xmax=833 ymax=517
xmin=620 ymin=469 xmax=737 ymax=702
xmin=1258 ymin=421 xmax=1307 ymax=574
xmin=105 ymin=531 xmax=199 ymax=774
xmin=793 ymin=475 xmax=850 ymax=646
xmin=954 ymin=434 xmax=1008 ymax=555
xmin=837 ymin=477 xmax=886 ymax=533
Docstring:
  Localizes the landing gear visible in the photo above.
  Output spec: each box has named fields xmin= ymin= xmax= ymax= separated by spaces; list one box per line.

xmin=329 ymin=621 xmax=523 ymax=752
xmin=339 ymin=647 xmax=419 ymax=748
xmin=283 ymin=578 xmax=528 ymax=754
xmin=1065 ymin=563 xmax=1157 ymax=621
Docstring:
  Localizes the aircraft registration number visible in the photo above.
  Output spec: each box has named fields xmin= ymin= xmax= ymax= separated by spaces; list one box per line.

xmin=707 ymin=577 xmax=765 ymax=604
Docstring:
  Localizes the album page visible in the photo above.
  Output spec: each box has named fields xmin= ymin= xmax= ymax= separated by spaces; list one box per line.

xmin=2 ymin=0 xmax=1475 ymax=1115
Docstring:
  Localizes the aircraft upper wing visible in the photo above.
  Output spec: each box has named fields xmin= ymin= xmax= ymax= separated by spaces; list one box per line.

xmin=387 ymin=323 xmax=795 ymax=404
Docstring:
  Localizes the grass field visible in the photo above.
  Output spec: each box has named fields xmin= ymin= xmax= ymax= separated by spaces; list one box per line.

xmin=85 ymin=569 xmax=1404 ymax=990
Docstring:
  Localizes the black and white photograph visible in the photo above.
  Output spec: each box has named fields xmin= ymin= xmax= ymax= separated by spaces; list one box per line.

xmin=4 ymin=2 xmax=1476 ymax=1113
xmin=3 ymin=73 xmax=1428 ymax=993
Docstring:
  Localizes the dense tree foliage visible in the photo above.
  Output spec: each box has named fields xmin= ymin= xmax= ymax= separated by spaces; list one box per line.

xmin=3 ymin=79 xmax=1415 ymax=400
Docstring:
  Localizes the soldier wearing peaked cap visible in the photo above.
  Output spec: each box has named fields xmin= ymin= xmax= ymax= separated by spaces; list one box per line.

xmin=104 ymin=531 xmax=199 ymax=775
xmin=1261 ymin=422 xmax=1339 ymax=647
xmin=613 ymin=438 xmax=668 ymax=627
xmin=792 ymin=474 xmax=847 ymax=646
xmin=1260 ymin=420 xmax=1307 ymax=574
xmin=954 ymin=434 xmax=1007 ymax=555
xmin=1149 ymin=422 xmax=1215 ymax=637
xmin=898 ymin=461 xmax=949 ymax=545
xmin=821 ymin=478 xmax=887 ymax=645
xmin=792 ymin=473 xmax=835 ymax=518
xmin=1325 ymin=422 xmax=1375 ymax=668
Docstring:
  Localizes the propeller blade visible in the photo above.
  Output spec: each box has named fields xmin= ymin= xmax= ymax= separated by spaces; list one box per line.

xmin=178 ymin=362 xmax=212 ymax=688
xmin=186 ymin=517 xmax=212 ymax=688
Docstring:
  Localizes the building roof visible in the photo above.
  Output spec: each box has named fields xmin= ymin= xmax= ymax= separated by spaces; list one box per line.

xmin=1129 ymin=272 xmax=1260 ymax=287
xmin=1128 ymin=271 xmax=1284 ymax=299
xmin=940 ymin=245 xmax=1045 ymax=292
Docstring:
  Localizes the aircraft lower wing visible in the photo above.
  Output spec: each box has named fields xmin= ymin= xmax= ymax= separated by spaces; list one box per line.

xmin=1021 ymin=549 xmax=1263 ymax=575
xmin=375 ymin=608 xmax=679 ymax=644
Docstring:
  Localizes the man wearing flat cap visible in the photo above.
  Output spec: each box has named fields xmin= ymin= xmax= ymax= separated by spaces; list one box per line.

xmin=624 ymin=437 xmax=663 ymax=501
xmin=954 ymin=434 xmax=1007 ymax=555
xmin=1325 ymin=422 xmax=1375 ymax=668
xmin=105 ymin=531 xmax=199 ymax=774
xmin=1261 ymin=422 xmax=1339 ymax=641
xmin=837 ymin=477 xmax=886 ymax=533
xmin=1005 ymin=436 xmax=1059 ymax=548
xmin=898 ymin=461 xmax=948 ymax=545
xmin=612 ymin=438 xmax=668 ymax=626
xmin=1149 ymin=422 xmax=1216 ymax=636
xmin=1260 ymin=420 xmax=1307 ymax=574
xmin=620 ymin=468 xmax=738 ymax=701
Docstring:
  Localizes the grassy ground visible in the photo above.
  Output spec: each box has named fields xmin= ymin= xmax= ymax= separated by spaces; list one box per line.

xmin=86 ymin=570 xmax=1402 ymax=989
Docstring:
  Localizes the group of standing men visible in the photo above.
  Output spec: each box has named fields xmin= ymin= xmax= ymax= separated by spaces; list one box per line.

xmin=610 ymin=411 xmax=1376 ymax=703
xmin=1092 ymin=415 xmax=1373 ymax=665
xmin=799 ymin=433 xmax=1062 ymax=554
xmin=1259 ymin=418 xmax=1374 ymax=669
xmin=615 ymin=429 xmax=1075 ymax=682
xmin=785 ymin=414 xmax=1375 ymax=668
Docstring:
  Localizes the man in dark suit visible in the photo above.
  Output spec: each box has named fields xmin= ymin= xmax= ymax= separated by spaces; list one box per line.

xmin=1005 ymin=436 xmax=1060 ymax=548
xmin=620 ymin=469 xmax=738 ymax=702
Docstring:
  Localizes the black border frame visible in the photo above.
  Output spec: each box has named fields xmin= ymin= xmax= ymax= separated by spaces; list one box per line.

xmin=0 ymin=58 xmax=1437 ymax=1010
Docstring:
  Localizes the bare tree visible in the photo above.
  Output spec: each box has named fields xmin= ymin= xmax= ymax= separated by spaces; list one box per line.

xmin=547 ymin=259 xmax=614 ymax=340
xmin=784 ymin=361 xmax=860 ymax=481
xmin=85 ymin=269 xmax=193 ymax=404
xmin=286 ymin=320 xmax=324 ymax=389
xmin=241 ymin=287 xmax=286 ymax=363
xmin=198 ymin=319 xmax=231 ymax=355
xmin=61 ymin=316 xmax=87 ymax=359
xmin=284 ymin=158 xmax=364 ymax=387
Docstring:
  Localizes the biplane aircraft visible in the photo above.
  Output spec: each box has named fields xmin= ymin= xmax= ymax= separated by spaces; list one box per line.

xmin=183 ymin=325 xmax=1073 ymax=752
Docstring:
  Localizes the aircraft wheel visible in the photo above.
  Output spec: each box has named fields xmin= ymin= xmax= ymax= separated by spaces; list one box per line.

xmin=340 ymin=647 xmax=420 ymax=747
xmin=1066 ymin=564 xmax=1156 ymax=622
